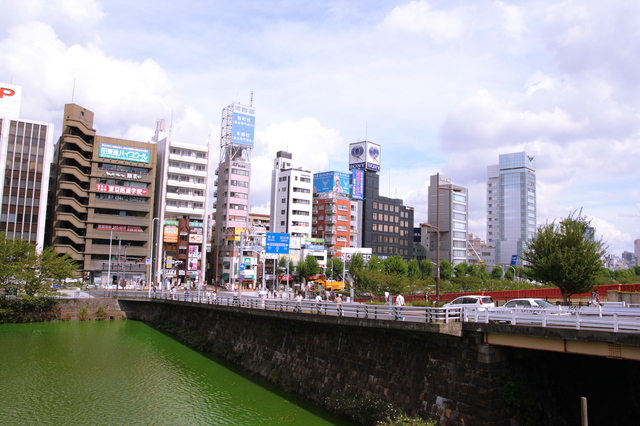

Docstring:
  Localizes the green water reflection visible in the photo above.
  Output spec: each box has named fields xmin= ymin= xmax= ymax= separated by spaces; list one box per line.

xmin=0 ymin=321 xmax=355 ymax=426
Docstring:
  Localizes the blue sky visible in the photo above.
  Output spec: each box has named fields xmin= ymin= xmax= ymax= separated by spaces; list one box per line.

xmin=1 ymin=0 xmax=639 ymax=256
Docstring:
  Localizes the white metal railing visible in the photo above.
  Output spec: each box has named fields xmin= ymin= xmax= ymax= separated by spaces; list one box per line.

xmin=112 ymin=292 xmax=640 ymax=333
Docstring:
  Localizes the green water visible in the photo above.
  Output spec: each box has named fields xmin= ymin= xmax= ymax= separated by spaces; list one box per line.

xmin=0 ymin=321 xmax=354 ymax=426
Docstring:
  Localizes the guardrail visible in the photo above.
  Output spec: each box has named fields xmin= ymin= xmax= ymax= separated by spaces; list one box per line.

xmin=111 ymin=291 xmax=640 ymax=333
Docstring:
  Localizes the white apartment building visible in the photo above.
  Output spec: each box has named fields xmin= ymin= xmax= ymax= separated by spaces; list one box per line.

xmin=152 ymin=120 xmax=211 ymax=288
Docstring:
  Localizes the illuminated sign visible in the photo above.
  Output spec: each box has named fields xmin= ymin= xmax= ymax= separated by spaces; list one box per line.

xmin=95 ymin=184 xmax=147 ymax=196
xmin=313 ymin=171 xmax=350 ymax=195
xmin=266 ymin=233 xmax=290 ymax=254
xmin=351 ymin=169 xmax=364 ymax=200
xmin=189 ymin=227 xmax=203 ymax=243
xmin=105 ymin=171 xmax=142 ymax=180
xmin=98 ymin=143 xmax=151 ymax=164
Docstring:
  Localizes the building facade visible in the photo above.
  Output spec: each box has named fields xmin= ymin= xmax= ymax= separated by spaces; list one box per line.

xmin=151 ymin=120 xmax=211 ymax=289
xmin=487 ymin=152 xmax=536 ymax=267
xmin=212 ymin=102 xmax=255 ymax=288
xmin=48 ymin=104 xmax=157 ymax=287
xmin=349 ymin=141 xmax=414 ymax=261
xmin=0 ymin=82 xmax=54 ymax=250
xmin=427 ymin=173 xmax=469 ymax=266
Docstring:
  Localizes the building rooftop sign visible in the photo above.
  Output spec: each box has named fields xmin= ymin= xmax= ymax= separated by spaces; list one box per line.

xmin=0 ymin=82 xmax=22 ymax=119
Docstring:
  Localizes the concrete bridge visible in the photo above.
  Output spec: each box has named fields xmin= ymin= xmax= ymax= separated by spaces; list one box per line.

xmin=114 ymin=296 xmax=640 ymax=426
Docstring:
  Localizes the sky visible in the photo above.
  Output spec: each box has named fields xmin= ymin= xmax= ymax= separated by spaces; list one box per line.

xmin=1 ymin=0 xmax=639 ymax=257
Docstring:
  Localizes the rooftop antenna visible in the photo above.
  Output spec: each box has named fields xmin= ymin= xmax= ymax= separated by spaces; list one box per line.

xmin=366 ymin=122 xmax=368 ymax=141
xmin=250 ymin=91 xmax=253 ymax=107
xmin=169 ymin=109 xmax=174 ymax=137
xmin=71 ymin=78 xmax=76 ymax=103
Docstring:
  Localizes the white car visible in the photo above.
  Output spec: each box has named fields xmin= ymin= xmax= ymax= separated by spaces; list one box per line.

xmin=497 ymin=298 xmax=555 ymax=309
xmin=443 ymin=295 xmax=495 ymax=310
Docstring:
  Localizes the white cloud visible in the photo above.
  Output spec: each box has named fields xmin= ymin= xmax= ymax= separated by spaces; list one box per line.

xmin=379 ymin=1 xmax=466 ymax=41
xmin=494 ymin=1 xmax=527 ymax=38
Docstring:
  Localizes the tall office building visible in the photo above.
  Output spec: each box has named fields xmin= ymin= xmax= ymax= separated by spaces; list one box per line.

xmin=635 ymin=239 xmax=640 ymax=267
xmin=212 ymin=102 xmax=255 ymax=288
xmin=0 ymin=82 xmax=54 ymax=250
xmin=349 ymin=141 xmax=414 ymax=260
xmin=427 ymin=174 xmax=469 ymax=266
xmin=48 ymin=104 xmax=157 ymax=286
xmin=486 ymin=152 xmax=536 ymax=267
xmin=151 ymin=120 xmax=211 ymax=289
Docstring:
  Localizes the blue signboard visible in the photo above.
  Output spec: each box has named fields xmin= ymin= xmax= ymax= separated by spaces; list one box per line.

xmin=231 ymin=104 xmax=255 ymax=146
xmin=313 ymin=171 xmax=350 ymax=195
xmin=98 ymin=143 xmax=150 ymax=164
xmin=510 ymin=255 xmax=518 ymax=266
xmin=351 ymin=169 xmax=364 ymax=200
xmin=266 ymin=233 xmax=290 ymax=254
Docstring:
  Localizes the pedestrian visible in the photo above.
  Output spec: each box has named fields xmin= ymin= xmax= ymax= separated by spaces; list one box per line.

xmin=295 ymin=292 xmax=303 ymax=312
xmin=395 ymin=291 xmax=405 ymax=320
xmin=590 ymin=289 xmax=601 ymax=306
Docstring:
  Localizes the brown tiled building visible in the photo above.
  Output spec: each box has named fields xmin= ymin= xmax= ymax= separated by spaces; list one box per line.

xmin=47 ymin=104 xmax=157 ymax=287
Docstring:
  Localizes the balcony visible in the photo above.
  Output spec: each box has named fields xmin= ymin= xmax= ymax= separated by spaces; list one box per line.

xmin=324 ymin=226 xmax=336 ymax=235
xmin=325 ymin=217 xmax=336 ymax=224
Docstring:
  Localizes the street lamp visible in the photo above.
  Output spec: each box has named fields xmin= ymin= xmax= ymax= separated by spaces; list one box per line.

xmin=426 ymin=172 xmax=462 ymax=304
xmin=107 ymin=227 xmax=113 ymax=290
xmin=149 ymin=217 xmax=160 ymax=289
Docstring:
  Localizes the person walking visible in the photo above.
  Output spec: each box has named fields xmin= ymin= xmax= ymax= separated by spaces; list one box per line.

xmin=395 ymin=291 xmax=405 ymax=320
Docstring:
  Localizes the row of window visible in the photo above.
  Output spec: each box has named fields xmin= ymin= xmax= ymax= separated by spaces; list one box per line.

xmin=372 ymin=246 xmax=410 ymax=256
xmin=169 ymin=161 xmax=207 ymax=172
xmin=101 ymin=163 xmax=150 ymax=175
xmin=168 ymin=174 xmax=206 ymax=184
xmin=166 ymin=200 xmax=204 ymax=209
xmin=170 ymin=148 xmax=207 ymax=159
xmin=96 ymin=193 xmax=146 ymax=203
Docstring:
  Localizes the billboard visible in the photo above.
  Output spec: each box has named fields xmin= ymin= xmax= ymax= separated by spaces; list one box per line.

xmin=349 ymin=141 xmax=381 ymax=172
xmin=95 ymin=184 xmax=147 ymax=196
xmin=313 ymin=171 xmax=350 ymax=195
xmin=351 ymin=169 xmax=364 ymax=200
xmin=231 ymin=104 xmax=255 ymax=146
xmin=164 ymin=226 xmax=178 ymax=243
xmin=0 ymin=82 xmax=22 ymax=119
xmin=98 ymin=143 xmax=151 ymax=164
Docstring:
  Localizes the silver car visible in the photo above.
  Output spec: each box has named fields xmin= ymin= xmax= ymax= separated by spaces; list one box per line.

xmin=443 ymin=295 xmax=495 ymax=310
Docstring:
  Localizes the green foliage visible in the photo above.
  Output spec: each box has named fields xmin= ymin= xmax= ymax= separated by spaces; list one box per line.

xmin=325 ymin=390 xmax=400 ymax=426
xmin=439 ymin=260 xmax=453 ymax=280
xmin=349 ymin=252 xmax=365 ymax=273
xmin=79 ymin=306 xmax=88 ymax=321
xmin=406 ymin=259 xmax=421 ymax=279
xmin=523 ymin=210 xmax=607 ymax=302
xmin=453 ymin=262 xmax=468 ymax=278
xmin=419 ymin=259 xmax=434 ymax=279
xmin=95 ymin=305 xmax=107 ymax=320
xmin=326 ymin=257 xmax=344 ymax=278
xmin=0 ymin=235 xmax=78 ymax=299
xmin=377 ymin=413 xmax=437 ymax=426
xmin=384 ymin=256 xmax=408 ymax=276
xmin=296 ymin=255 xmax=320 ymax=282
xmin=368 ymin=255 xmax=384 ymax=273
xmin=635 ymin=266 xmax=640 ymax=276
xmin=491 ymin=266 xmax=503 ymax=279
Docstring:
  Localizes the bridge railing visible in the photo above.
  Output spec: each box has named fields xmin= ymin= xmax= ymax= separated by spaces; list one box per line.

xmin=113 ymin=291 xmax=640 ymax=332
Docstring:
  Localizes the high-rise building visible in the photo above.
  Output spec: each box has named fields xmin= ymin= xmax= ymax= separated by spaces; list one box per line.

xmin=48 ymin=104 xmax=157 ymax=287
xmin=151 ymin=120 xmax=211 ymax=289
xmin=427 ymin=174 xmax=469 ymax=266
xmin=0 ymin=82 xmax=54 ymax=250
xmin=635 ymin=239 xmax=640 ymax=267
xmin=212 ymin=102 xmax=255 ymax=288
xmin=269 ymin=151 xmax=313 ymax=239
xmin=349 ymin=141 xmax=414 ymax=260
xmin=486 ymin=152 xmax=536 ymax=267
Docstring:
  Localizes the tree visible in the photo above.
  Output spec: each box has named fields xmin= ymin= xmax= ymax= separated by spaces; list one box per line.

xmin=439 ymin=260 xmax=453 ymax=280
xmin=419 ymin=259 xmax=434 ymax=279
xmin=367 ymin=255 xmax=384 ymax=273
xmin=296 ymin=255 xmax=320 ymax=284
xmin=522 ymin=210 xmax=606 ymax=302
xmin=407 ymin=259 xmax=421 ymax=279
xmin=453 ymin=262 xmax=468 ymax=278
xmin=491 ymin=266 xmax=503 ymax=279
xmin=326 ymin=257 xmax=344 ymax=279
xmin=0 ymin=234 xmax=77 ymax=305
xmin=384 ymin=256 xmax=407 ymax=276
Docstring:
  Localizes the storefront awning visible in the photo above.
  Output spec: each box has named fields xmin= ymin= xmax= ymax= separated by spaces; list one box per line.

xmin=220 ymin=273 xmax=229 ymax=279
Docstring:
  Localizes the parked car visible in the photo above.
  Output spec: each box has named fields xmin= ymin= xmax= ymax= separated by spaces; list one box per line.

xmin=497 ymin=298 xmax=555 ymax=309
xmin=443 ymin=295 xmax=495 ymax=310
